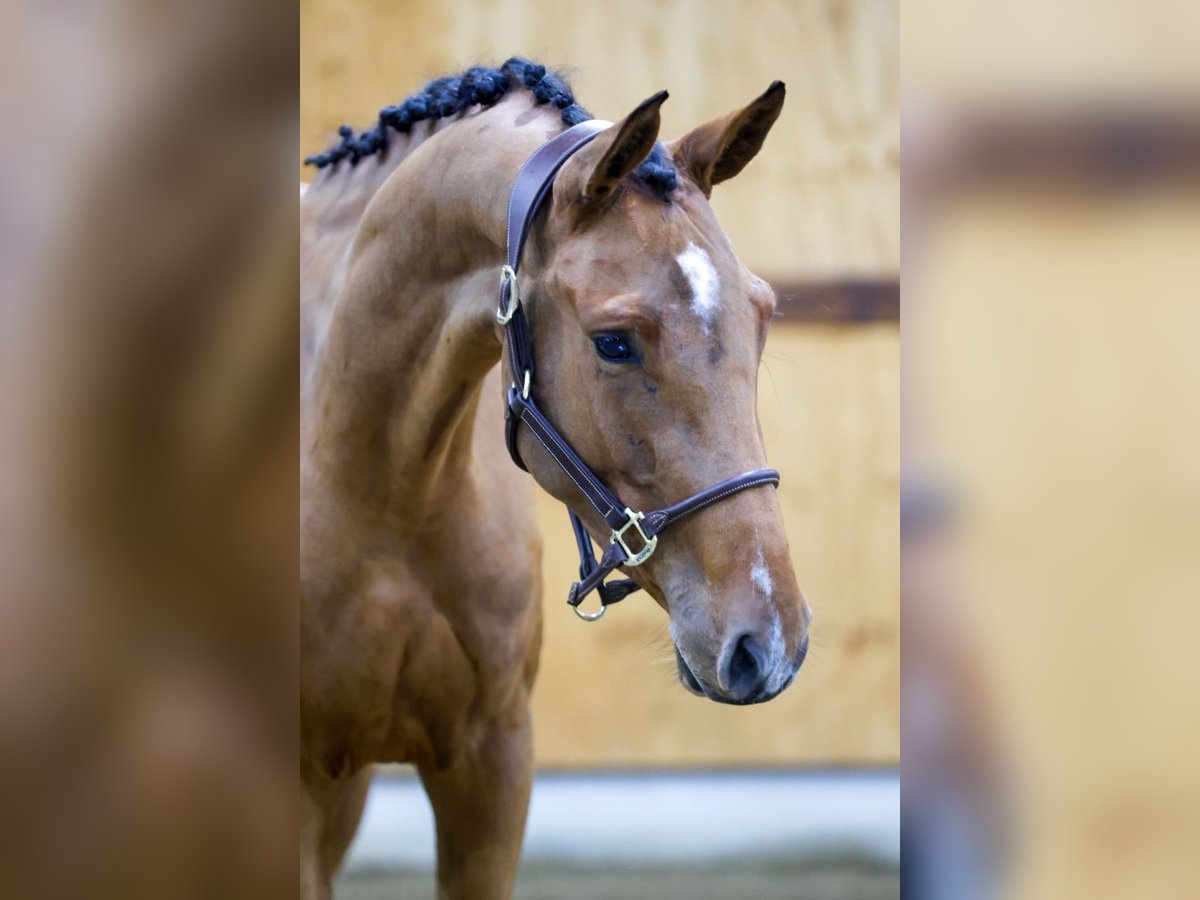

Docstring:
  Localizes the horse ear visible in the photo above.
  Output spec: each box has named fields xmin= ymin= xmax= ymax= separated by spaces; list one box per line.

xmin=581 ymin=90 xmax=669 ymax=202
xmin=669 ymin=81 xmax=786 ymax=197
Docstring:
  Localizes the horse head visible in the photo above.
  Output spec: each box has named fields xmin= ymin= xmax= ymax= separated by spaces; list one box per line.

xmin=514 ymin=84 xmax=812 ymax=705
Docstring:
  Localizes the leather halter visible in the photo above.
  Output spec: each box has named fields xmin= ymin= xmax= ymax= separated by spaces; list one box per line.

xmin=497 ymin=121 xmax=781 ymax=621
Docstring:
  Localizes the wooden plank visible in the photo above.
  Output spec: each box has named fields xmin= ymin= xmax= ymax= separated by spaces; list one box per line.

xmin=917 ymin=111 xmax=1200 ymax=194
xmin=773 ymin=279 xmax=899 ymax=323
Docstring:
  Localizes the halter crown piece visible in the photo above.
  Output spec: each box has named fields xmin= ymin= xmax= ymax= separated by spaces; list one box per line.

xmin=498 ymin=121 xmax=782 ymax=621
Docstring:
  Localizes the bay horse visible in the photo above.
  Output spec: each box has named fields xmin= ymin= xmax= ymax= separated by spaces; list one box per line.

xmin=300 ymin=58 xmax=812 ymax=899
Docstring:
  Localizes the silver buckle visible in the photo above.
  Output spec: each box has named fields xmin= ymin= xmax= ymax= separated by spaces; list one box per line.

xmin=496 ymin=265 xmax=519 ymax=325
xmin=611 ymin=508 xmax=657 ymax=566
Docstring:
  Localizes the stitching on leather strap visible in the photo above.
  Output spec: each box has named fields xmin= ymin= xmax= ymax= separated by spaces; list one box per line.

xmin=522 ymin=419 xmax=609 ymax=521
xmin=520 ymin=402 xmax=621 ymax=518
xmin=660 ymin=476 xmax=780 ymax=528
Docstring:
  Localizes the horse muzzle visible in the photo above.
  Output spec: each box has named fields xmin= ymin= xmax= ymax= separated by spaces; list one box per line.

xmin=674 ymin=630 xmax=809 ymax=705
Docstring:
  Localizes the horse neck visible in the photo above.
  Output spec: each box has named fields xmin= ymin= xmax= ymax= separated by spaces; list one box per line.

xmin=303 ymin=96 xmax=560 ymax=525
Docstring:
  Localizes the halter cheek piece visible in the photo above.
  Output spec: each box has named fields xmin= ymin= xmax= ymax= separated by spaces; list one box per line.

xmin=497 ymin=121 xmax=781 ymax=621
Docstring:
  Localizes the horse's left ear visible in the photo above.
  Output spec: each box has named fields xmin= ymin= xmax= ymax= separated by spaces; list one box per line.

xmin=669 ymin=81 xmax=786 ymax=197
xmin=581 ymin=90 xmax=669 ymax=202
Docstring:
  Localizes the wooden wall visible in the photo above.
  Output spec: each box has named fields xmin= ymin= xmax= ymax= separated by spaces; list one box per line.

xmin=300 ymin=0 xmax=899 ymax=766
xmin=299 ymin=0 xmax=898 ymax=280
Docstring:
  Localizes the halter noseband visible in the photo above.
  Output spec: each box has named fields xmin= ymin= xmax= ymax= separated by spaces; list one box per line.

xmin=498 ymin=121 xmax=781 ymax=621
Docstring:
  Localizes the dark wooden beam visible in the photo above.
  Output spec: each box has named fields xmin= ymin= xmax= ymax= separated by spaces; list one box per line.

xmin=771 ymin=278 xmax=899 ymax=324
xmin=915 ymin=109 xmax=1200 ymax=194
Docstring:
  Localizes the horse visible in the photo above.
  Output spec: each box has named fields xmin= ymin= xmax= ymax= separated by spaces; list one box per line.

xmin=300 ymin=57 xmax=813 ymax=899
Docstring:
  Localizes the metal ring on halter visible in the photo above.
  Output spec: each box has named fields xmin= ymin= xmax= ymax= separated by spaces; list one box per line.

xmin=571 ymin=596 xmax=607 ymax=621
xmin=496 ymin=265 xmax=519 ymax=325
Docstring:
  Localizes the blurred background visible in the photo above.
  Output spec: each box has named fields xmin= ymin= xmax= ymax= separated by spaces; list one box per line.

xmin=0 ymin=2 xmax=296 ymax=898
xmin=904 ymin=1 xmax=1200 ymax=898
xmin=301 ymin=0 xmax=899 ymax=897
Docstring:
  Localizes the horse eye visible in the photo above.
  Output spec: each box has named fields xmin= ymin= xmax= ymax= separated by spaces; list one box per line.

xmin=592 ymin=332 xmax=639 ymax=364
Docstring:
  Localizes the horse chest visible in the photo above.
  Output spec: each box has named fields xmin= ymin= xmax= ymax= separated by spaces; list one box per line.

xmin=339 ymin=550 xmax=539 ymax=770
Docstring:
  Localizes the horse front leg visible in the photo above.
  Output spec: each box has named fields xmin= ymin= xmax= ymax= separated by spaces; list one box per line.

xmin=300 ymin=765 xmax=373 ymax=900
xmin=419 ymin=701 xmax=534 ymax=900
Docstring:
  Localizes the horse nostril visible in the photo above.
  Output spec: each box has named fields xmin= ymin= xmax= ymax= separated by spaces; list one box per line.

xmin=720 ymin=632 xmax=768 ymax=698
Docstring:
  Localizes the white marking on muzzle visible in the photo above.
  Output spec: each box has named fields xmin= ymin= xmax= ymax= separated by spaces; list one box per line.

xmin=750 ymin=546 xmax=774 ymax=599
xmin=300 ymin=182 xmax=309 ymax=198
xmin=752 ymin=543 xmax=791 ymax=694
xmin=675 ymin=243 xmax=720 ymax=332
xmin=763 ymin=613 xmax=791 ymax=694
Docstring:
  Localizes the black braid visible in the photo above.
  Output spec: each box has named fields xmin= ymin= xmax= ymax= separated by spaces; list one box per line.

xmin=304 ymin=57 xmax=677 ymax=198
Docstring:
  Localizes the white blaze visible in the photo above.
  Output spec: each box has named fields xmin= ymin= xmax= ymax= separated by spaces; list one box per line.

xmin=675 ymin=243 xmax=720 ymax=332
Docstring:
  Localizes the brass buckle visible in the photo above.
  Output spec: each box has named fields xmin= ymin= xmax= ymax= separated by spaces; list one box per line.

xmin=496 ymin=265 xmax=519 ymax=325
xmin=611 ymin=508 xmax=657 ymax=566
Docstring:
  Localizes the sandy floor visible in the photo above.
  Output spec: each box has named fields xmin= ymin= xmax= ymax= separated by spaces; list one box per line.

xmin=337 ymin=858 xmax=899 ymax=900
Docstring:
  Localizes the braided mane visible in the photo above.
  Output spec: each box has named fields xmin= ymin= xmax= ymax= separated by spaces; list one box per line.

xmin=304 ymin=57 xmax=677 ymax=198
